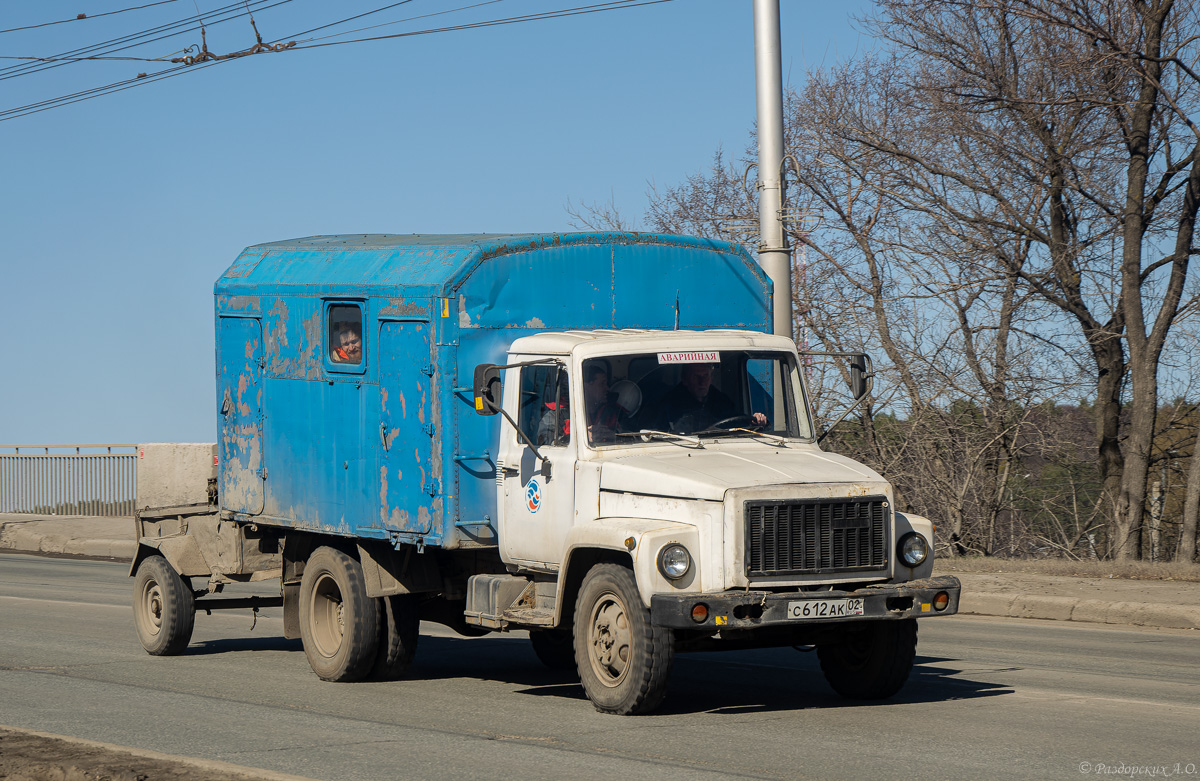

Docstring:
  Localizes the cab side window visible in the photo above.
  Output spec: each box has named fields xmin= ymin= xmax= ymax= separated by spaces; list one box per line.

xmin=518 ymin=366 xmax=570 ymax=447
xmin=328 ymin=305 xmax=362 ymax=366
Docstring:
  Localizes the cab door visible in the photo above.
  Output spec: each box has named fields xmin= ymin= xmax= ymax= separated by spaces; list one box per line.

xmin=497 ymin=360 xmax=577 ymax=568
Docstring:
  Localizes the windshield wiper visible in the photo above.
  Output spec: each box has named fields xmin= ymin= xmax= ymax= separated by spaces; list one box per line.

xmin=695 ymin=427 xmax=790 ymax=445
xmin=614 ymin=429 xmax=703 ymax=447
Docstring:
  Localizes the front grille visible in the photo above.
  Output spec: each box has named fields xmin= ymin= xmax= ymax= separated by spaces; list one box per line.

xmin=745 ymin=497 xmax=889 ymax=577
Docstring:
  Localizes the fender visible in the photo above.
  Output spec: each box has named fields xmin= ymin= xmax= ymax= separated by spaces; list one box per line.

xmin=554 ymin=517 xmax=702 ymax=623
xmin=128 ymin=534 xmax=211 ymax=578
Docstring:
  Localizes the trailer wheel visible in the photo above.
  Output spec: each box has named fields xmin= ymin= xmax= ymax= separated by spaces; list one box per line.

xmin=529 ymin=627 xmax=576 ymax=671
xmin=574 ymin=564 xmax=674 ymax=715
xmin=370 ymin=595 xmax=419 ymax=680
xmin=132 ymin=554 xmax=195 ymax=656
xmin=817 ymin=619 xmax=917 ymax=700
xmin=299 ymin=547 xmax=380 ymax=682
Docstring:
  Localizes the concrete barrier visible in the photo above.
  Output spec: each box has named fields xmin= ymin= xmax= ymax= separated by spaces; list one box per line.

xmin=959 ymin=589 xmax=1200 ymax=630
xmin=135 ymin=443 xmax=216 ymax=511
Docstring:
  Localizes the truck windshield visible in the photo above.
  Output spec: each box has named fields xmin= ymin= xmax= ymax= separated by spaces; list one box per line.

xmin=581 ymin=350 xmax=813 ymax=446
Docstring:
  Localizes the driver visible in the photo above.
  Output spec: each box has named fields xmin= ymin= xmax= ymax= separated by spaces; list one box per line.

xmin=654 ymin=363 xmax=767 ymax=434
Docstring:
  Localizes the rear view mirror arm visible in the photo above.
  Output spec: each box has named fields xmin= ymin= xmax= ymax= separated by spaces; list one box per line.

xmin=816 ymin=394 xmax=870 ymax=444
xmin=473 ymin=359 xmax=564 ymax=475
xmin=497 ymin=405 xmax=548 ymax=465
xmin=800 ymin=352 xmax=873 ymax=444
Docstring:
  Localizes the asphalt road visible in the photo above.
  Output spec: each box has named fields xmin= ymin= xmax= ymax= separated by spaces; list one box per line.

xmin=1 ymin=554 xmax=1197 ymax=781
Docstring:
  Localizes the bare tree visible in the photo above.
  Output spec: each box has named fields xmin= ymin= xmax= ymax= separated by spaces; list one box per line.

xmin=638 ymin=69 xmax=1072 ymax=556
xmin=565 ymin=192 xmax=636 ymax=233
xmin=847 ymin=0 xmax=1200 ymax=559
xmin=570 ymin=0 xmax=1200 ymax=560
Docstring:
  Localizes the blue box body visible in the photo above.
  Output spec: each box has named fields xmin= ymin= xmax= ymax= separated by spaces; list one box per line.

xmin=213 ymin=232 xmax=771 ymax=549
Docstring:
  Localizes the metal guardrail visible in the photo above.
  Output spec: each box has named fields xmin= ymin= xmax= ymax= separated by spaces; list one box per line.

xmin=0 ymin=445 xmax=138 ymax=517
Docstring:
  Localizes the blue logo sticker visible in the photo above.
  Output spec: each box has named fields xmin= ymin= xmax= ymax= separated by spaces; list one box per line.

xmin=525 ymin=479 xmax=542 ymax=513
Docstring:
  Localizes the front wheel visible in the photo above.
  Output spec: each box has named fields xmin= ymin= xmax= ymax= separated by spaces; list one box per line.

xmin=132 ymin=554 xmax=195 ymax=656
xmin=299 ymin=546 xmax=380 ymax=682
xmin=817 ymin=619 xmax=917 ymax=700
xmin=573 ymin=564 xmax=674 ymax=715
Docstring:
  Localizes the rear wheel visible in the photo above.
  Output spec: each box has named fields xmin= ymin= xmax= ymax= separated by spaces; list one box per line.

xmin=574 ymin=564 xmax=674 ymax=715
xmin=371 ymin=594 xmax=420 ymax=680
xmin=817 ymin=619 xmax=917 ymax=699
xmin=299 ymin=547 xmax=380 ymax=682
xmin=132 ymin=554 xmax=195 ymax=656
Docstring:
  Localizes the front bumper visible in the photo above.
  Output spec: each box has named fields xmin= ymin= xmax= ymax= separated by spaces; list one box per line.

xmin=650 ymin=575 xmax=961 ymax=630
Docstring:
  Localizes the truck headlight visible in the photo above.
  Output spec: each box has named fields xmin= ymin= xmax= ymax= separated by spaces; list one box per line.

xmin=657 ymin=544 xmax=691 ymax=580
xmin=897 ymin=532 xmax=928 ymax=567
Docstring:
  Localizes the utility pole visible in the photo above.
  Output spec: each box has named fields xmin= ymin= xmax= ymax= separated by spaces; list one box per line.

xmin=753 ymin=0 xmax=791 ymax=339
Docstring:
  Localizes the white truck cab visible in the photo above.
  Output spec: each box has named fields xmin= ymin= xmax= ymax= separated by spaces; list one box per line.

xmin=472 ymin=328 xmax=959 ymax=713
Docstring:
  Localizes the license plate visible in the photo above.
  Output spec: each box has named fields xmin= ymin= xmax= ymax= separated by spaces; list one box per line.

xmin=786 ymin=598 xmax=865 ymax=619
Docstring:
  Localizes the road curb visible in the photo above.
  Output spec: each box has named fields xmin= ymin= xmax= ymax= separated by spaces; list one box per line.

xmin=0 ymin=724 xmax=319 ymax=781
xmin=0 ymin=520 xmax=135 ymax=561
xmin=959 ymin=590 xmax=1200 ymax=630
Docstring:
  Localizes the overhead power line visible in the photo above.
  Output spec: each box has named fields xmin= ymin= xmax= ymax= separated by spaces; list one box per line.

xmin=0 ymin=1 xmax=182 ymax=35
xmin=0 ymin=54 xmax=168 ymax=63
xmin=0 ymin=0 xmax=676 ymax=123
xmin=282 ymin=0 xmax=419 ymax=41
xmin=0 ymin=0 xmax=292 ymax=81
xmin=285 ymin=0 xmax=672 ymax=52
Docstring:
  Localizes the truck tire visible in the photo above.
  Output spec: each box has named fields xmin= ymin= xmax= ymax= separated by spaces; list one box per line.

xmin=573 ymin=564 xmax=674 ymax=715
xmin=817 ymin=619 xmax=917 ymax=700
xmin=132 ymin=554 xmax=195 ymax=656
xmin=370 ymin=594 xmax=419 ymax=680
xmin=299 ymin=546 xmax=380 ymax=682
xmin=529 ymin=628 xmax=576 ymax=671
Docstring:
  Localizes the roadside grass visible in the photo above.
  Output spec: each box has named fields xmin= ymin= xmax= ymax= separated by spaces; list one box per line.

xmin=935 ymin=555 xmax=1200 ymax=582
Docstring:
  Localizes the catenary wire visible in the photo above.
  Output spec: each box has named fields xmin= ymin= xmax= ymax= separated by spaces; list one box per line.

xmin=280 ymin=0 xmax=673 ymax=50
xmin=0 ymin=0 xmax=675 ymax=122
xmin=278 ymin=0 xmax=418 ymax=40
xmin=0 ymin=0 xmax=245 ymax=74
xmin=0 ymin=1 xmax=182 ymax=35
xmin=0 ymin=0 xmax=288 ymax=78
xmin=289 ymin=1 xmax=508 ymax=46
xmin=0 ymin=0 xmax=291 ymax=80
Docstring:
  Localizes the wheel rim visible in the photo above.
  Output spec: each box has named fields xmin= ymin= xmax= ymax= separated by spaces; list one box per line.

xmin=309 ymin=571 xmax=345 ymax=659
xmin=138 ymin=578 xmax=164 ymax=638
xmin=587 ymin=589 xmax=631 ymax=688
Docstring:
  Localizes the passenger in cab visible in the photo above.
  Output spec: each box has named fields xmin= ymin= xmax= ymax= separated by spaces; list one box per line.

xmin=331 ymin=323 xmax=362 ymax=364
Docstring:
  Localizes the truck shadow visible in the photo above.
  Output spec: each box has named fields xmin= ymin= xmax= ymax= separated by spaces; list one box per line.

xmin=181 ymin=634 xmax=1013 ymax=715
xmin=187 ymin=636 xmax=304 ymax=654
xmin=403 ymin=636 xmax=1014 ymax=714
xmin=657 ymin=654 xmax=1014 ymax=715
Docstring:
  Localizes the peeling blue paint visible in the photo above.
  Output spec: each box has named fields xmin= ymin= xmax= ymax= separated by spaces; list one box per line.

xmin=213 ymin=232 xmax=771 ymax=549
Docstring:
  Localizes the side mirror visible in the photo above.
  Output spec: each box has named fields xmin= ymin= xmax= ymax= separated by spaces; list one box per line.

xmin=848 ymin=354 xmax=870 ymax=400
xmin=472 ymin=364 xmax=502 ymax=416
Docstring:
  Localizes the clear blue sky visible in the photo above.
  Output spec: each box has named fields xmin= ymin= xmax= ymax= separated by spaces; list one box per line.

xmin=1 ymin=0 xmax=872 ymax=445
